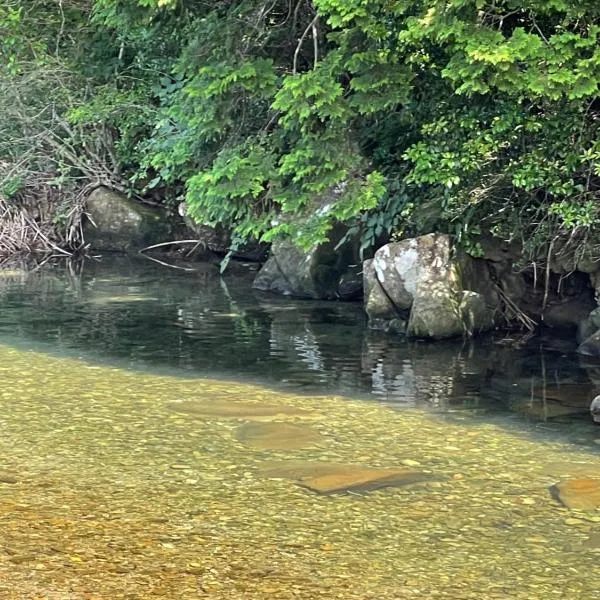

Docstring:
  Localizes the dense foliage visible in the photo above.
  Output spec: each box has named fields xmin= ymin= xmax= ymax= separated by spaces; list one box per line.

xmin=1 ymin=0 xmax=599 ymax=260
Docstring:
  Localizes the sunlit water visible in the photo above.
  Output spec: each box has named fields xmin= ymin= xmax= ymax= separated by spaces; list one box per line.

xmin=0 ymin=256 xmax=599 ymax=599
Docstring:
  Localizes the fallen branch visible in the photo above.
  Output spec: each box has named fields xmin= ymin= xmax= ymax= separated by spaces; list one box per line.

xmin=139 ymin=253 xmax=200 ymax=272
xmin=139 ymin=239 xmax=203 ymax=253
xmin=494 ymin=283 xmax=537 ymax=331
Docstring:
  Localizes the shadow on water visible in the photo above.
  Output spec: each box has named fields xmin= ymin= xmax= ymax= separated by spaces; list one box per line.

xmin=0 ymin=255 xmax=599 ymax=447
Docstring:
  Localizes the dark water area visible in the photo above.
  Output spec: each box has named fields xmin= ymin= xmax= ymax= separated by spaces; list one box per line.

xmin=0 ymin=255 xmax=599 ymax=446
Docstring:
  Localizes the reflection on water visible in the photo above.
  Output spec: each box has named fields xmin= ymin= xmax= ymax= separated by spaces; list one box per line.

xmin=0 ymin=345 xmax=599 ymax=599
xmin=0 ymin=256 xmax=599 ymax=445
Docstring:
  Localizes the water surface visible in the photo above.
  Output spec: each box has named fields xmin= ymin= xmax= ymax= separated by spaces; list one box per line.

xmin=1 ymin=257 xmax=600 ymax=599
xmin=0 ymin=346 xmax=599 ymax=599
xmin=0 ymin=256 xmax=599 ymax=443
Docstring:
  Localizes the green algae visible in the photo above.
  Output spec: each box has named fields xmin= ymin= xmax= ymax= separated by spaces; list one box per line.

xmin=0 ymin=344 xmax=599 ymax=599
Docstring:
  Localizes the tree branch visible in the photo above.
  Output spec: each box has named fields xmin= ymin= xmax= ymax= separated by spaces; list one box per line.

xmin=293 ymin=15 xmax=319 ymax=75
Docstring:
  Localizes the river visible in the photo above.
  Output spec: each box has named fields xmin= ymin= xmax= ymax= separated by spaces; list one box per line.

xmin=0 ymin=256 xmax=598 ymax=599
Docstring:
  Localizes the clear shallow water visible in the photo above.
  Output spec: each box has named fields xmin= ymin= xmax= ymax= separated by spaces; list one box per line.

xmin=0 ymin=257 xmax=600 ymax=599
xmin=0 ymin=345 xmax=600 ymax=599
xmin=0 ymin=255 xmax=599 ymax=444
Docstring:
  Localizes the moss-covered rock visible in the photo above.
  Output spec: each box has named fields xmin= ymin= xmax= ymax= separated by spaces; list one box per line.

xmin=83 ymin=187 xmax=170 ymax=252
xmin=252 ymin=228 xmax=361 ymax=300
xmin=364 ymin=234 xmax=499 ymax=339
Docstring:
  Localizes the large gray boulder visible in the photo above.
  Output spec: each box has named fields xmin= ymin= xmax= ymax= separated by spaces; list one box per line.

xmin=253 ymin=230 xmax=361 ymax=300
xmin=84 ymin=187 xmax=170 ymax=252
xmin=364 ymin=234 xmax=499 ymax=339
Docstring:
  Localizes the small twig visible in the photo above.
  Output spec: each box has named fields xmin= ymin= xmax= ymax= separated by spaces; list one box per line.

xmin=312 ymin=19 xmax=319 ymax=68
xmin=531 ymin=18 xmax=550 ymax=45
xmin=542 ymin=237 xmax=555 ymax=314
xmin=540 ymin=348 xmax=548 ymax=421
xmin=55 ymin=0 xmax=66 ymax=56
xmin=185 ymin=240 xmax=207 ymax=257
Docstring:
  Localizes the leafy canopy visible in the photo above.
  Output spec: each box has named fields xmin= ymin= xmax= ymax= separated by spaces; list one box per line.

xmin=2 ymin=0 xmax=600 ymax=259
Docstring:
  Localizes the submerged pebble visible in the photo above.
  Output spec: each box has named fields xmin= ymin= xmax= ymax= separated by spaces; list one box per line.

xmin=550 ymin=478 xmax=600 ymax=510
xmin=0 ymin=473 xmax=19 ymax=484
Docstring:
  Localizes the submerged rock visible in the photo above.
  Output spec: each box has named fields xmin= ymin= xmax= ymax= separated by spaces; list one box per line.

xmin=578 ymin=329 xmax=600 ymax=356
xmin=550 ymin=478 xmax=600 ymax=510
xmin=590 ymin=396 xmax=600 ymax=424
xmin=299 ymin=469 xmax=436 ymax=495
xmin=257 ymin=460 xmax=437 ymax=495
xmin=518 ymin=399 xmax=590 ymax=420
xmin=517 ymin=384 xmax=594 ymax=420
xmin=0 ymin=473 xmax=19 ymax=484
xmin=236 ymin=422 xmax=324 ymax=450
xmin=167 ymin=401 xmax=310 ymax=420
xmin=542 ymin=297 xmax=595 ymax=330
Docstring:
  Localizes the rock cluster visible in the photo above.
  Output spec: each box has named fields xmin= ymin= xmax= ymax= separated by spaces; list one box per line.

xmin=84 ymin=187 xmax=600 ymax=351
xmin=363 ymin=234 xmax=499 ymax=339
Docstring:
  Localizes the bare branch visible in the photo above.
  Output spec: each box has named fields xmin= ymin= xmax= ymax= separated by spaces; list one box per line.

xmin=293 ymin=15 xmax=319 ymax=75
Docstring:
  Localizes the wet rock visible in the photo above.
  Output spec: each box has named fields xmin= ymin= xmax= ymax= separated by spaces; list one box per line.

xmin=577 ymin=329 xmax=600 ymax=356
xmin=257 ymin=461 xmax=437 ymax=495
xmin=84 ymin=187 xmax=170 ymax=252
xmin=550 ymin=478 xmax=600 ymax=510
xmin=236 ymin=422 xmax=324 ymax=450
xmin=167 ymin=401 xmax=310 ymax=420
xmin=578 ymin=316 xmax=596 ymax=345
xmin=337 ymin=264 xmax=364 ymax=301
xmin=543 ymin=297 xmax=595 ymax=330
xmin=253 ymin=226 xmax=361 ymax=300
xmin=363 ymin=258 xmax=408 ymax=325
xmin=590 ymin=395 xmax=600 ymax=424
xmin=588 ymin=307 xmax=600 ymax=330
xmin=364 ymin=234 xmax=499 ymax=339
xmin=409 ymin=289 xmax=492 ymax=340
xmin=476 ymin=234 xmax=521 ymax=264
xmin=368 ymin=317 xmax=407 ymax=334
